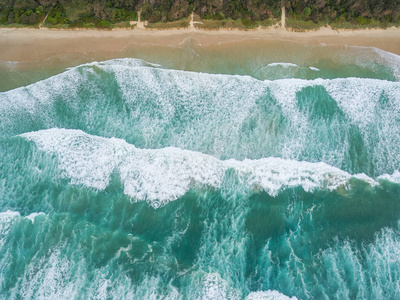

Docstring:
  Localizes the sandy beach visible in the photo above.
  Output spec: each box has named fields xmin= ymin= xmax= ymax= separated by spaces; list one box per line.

xmin=1 ymin=26 xmax=400 ymax=62
xmin=1 ymin=25 xmax=399 ymax=92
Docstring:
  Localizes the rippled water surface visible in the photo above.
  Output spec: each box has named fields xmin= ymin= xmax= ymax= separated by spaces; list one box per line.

xmin=1 ymin=42 xmax=400 ymax=299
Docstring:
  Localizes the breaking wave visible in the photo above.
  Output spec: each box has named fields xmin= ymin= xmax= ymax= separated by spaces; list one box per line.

xmin=1 ymin=58 xmax=400 ymax=177
xmin=20 ymin=128 xmax=380 ymax=208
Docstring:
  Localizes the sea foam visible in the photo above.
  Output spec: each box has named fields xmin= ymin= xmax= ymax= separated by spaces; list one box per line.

xmin=246 ymin=290 xmax=298 ymax=300
xmin=200 ymin=273 xmax=298 ymax=300
xmin=0 ymin=211 xmax=20 ymax=247
xmin=266 ymin=63 xmax=299 ymax=68
xmin=378 ymin=170 xmax=400 ymax=184
xmin=0 ymin=210 xmax=46 ymax=247
xmin=21 ymin=128 xmax=378 ymax=208
xmin=2 ymin=58 xmax=400 ymax=176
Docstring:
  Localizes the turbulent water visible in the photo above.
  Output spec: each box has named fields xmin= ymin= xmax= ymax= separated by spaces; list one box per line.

xmin=1 ymin=45 xmax=400 ymax=299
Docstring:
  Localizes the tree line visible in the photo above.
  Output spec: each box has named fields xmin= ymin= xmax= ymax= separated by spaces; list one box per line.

xmin=0 ymin=0 xmax=398 ymax=28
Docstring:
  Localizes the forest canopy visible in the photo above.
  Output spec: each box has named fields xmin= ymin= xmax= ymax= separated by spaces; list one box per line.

xmin=0 ymin=0 xmax=399 ymax=28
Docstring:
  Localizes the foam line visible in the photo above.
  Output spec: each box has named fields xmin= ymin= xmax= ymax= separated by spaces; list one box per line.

xmin=246 ymin=290 xmax=298 ymax=300
xmin=378 ymin=170 xmax=400 ymax=184
xmin=21 ymin=129 xmax=378 ymax=208
xmin=266 ymin=63 xmax=299 ymax=68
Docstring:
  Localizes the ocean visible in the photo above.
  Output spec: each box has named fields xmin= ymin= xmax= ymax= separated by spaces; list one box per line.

xmin=1 ymin=40 xmax=400 ymax=299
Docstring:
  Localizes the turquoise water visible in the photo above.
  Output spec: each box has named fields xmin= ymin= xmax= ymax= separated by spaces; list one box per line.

xmin=1 ymin=43 xmax=400 ymax=299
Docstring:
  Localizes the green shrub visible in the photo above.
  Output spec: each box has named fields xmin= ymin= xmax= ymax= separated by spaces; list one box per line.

xmin=241 ymin=17 xmax=256 ymax=28
xmin=0 ymin=13 xmax=6 ymax=24
xmin=303 ymin=7 xmax=311 ymax=17
xmin=145 ymin=19 xmax=188 ymax=29
xmin=35 ymin=6 xmax=43 ymax=15
xmin=356 ymin=16 xmax=372 ymax=25
xmin=20 ymin=10 xmax=38 ymax=24
xmin=47 ymin=6 xmax=67 ymax=25
xmin=212 ymin=12 xmax=224 ymax=20
xmin=7 ymin=12 xmax=14 ymax=23
xmin=97 ymin=20 xmax=112 ymax=28
xmin=286 ymin=18 xmax=322 ymax=30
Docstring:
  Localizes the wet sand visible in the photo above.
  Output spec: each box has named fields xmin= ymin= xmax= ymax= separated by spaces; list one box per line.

xmin=0 ymin=26 xmax=399 ymax=62
xmin=0 ymin=26 xmax=399 ymax=92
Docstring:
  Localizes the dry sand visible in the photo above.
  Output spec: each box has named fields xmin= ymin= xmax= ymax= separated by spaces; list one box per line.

xmin=0 ymin=26 xmax=400 ymax=62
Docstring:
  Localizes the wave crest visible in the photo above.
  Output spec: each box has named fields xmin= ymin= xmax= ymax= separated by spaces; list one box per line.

xmin=21 ymin=128 xmax=377 ymax=208
xmin=1 ymin=58 xmax=399 ymax=177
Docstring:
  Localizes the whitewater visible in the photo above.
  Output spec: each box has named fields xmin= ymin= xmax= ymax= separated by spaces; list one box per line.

xmin=1 ymin=47 xmax=400 ymax=299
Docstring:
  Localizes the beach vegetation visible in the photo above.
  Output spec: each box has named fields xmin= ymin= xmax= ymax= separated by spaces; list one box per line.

xmin=258 ymin=18 xmax=278 ymax=27
xmin=241 ymin=17 xmax=256 ymax=28
xmin=195 ymin=19 xmax=246 ymax=30
xmin=113 ymin=21 xmax=133 ymax=28
xmin=0 ymin=0 xmax=398 ymax=29
xmin=46 ymin=5 xmax=67 ymax=25
xmin=303 ymin=7 xmax=311 ymax=17
xmin=97 ymin=20 xmax=112 ymax=29
xmin=286 ymin=19 xmax=324 ymax=31
xmin=145 ymin=19 xmax=189 ymax=29
xmin=6 ymin=11 xmax=14 ymax=24
xmin=19 ymin=10 xmax=38 ymax=25
xmin=330 ymin=19 xmax=396 ymax=30
xmin=35 ymin=5 xmax=43 ymax=15
xmin=195 ymin=17 xmax=274 ymax=30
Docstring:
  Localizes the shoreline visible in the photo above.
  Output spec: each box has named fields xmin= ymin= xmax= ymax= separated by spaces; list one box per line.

xmin=1 ymin=26 xmax=400 ymax=63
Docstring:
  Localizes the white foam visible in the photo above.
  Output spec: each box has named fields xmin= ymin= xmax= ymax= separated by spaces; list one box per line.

xmin=351 ymin=46 xmax=400 ymax=81
xmin=323 ymin=77 xmax=400 ymax=128
xmin=0 ymin=210 xmax=20 ymax=220
xmin=246 ymin=290 xmax=298 ymax=300
xmin=227 ymin=158 xmax=377 ymax=195
xmin=266 ymin=63 xmax=299 ymax=68
xmin=315 ymin=221 xmax=400 ymax=299
xmin=25 ymin=212 xmax=46 ymax=224
xmin=266 ymin=77 xmax=400 ymax=128
xmin=16 ymin=247 xmax=179 ymax=300
xmin=201 ymin=273 xmax=298 ymax=300
xmin=0 ymin=210 xmax=20 ymax=247
xmin=255 ymin=62 xmax=305 ymax=80
xmin=0 ymin=58 xmax=160 ymax=116
xmin=67 ymin=58 xmax=161 ymax=70
xmin=378 ymin=170 xmax=400 ymax=184
xmin=21 ymin=129 xmax=378 ymax=208
xmin=309 ymin=67 xmax=320 ymax=71
xmin=0 ymin=61 xmax=19 ymax=70
xmin=2 ymin=59 xmax=398 ymax=123
xmin=372 ymin=48 xmax=400 ymax=81
xmin=201 ymin=273 xmax=231 ymax=299
xmin=0 ymin=210 xmax=47 ymax=230
xmin=2 ymin=58 xmax=400 ymax=176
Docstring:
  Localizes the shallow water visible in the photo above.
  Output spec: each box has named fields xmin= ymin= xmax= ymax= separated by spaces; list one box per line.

xmin=1 ymin=42 xmax=400 ymax=299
